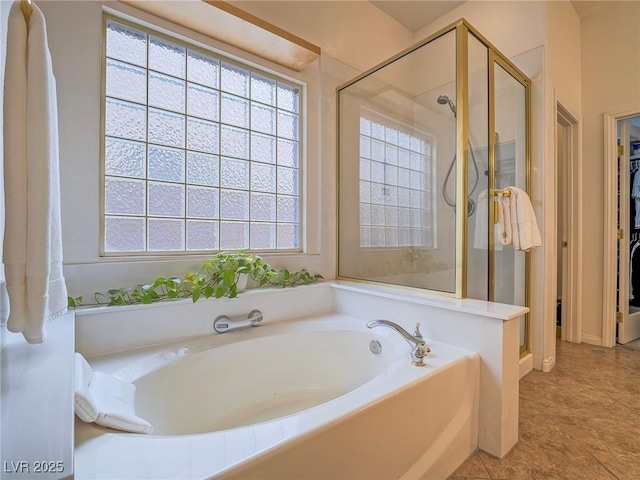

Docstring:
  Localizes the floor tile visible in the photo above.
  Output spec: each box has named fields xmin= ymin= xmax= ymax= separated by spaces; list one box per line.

xmin=551 ymin=415 xmax=640 ymax=480
xmin=595 ymin=345 xmax=640 ymax=369
xmin=467 ymin=340 xmax=640 ymax=480
xmin=449 ymin=452 xmax=490 ymax=478
xmin=602 ymin=391 xmax=640 ymax=412
xmin=587 ymin=371 xmax=640 ymax=396
xmin=555 ymin=340 xmax=604 ymax=355
xmin=620 ymin=338 xmax=640 ymax=351
xmin=551 ymin=351 xmax=634 ymax=378
xmin=478 ymin=414 xmax=617 ymax=480
xmin=519 ymin=370 xmax=636 ymax=418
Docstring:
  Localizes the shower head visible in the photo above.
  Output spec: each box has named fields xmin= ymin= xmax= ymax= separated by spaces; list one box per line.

xmin=437 ymin=94 xmax=457 ymax=117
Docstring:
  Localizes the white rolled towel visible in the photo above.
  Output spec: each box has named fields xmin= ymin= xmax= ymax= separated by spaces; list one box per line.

xmin=74 ymin=353 xmax=152 ymax=434
xmin=74 ymin=353 xmax=98 ymax=422
xmin=506 ymin=186 xmax=542 ymax=251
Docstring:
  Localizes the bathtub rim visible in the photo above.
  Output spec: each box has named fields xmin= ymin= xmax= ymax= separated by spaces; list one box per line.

xmin=74 ymin=281 xmax=528 ymax=321
xmin=75 ymin=313 xmax=480 ymax=479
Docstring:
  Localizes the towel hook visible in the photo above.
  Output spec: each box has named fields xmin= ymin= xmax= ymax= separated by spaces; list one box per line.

xmin=21 ymin=0 xmax=33 ymax=23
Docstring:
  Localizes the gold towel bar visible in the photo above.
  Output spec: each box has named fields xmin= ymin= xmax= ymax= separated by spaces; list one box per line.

xmin=493 ymin=189 xmax=511 ymax=224
xmin=21 ymin=0 xmax=33 ymax=23
xmin=493 ymin=189 xmax=512 ymax=198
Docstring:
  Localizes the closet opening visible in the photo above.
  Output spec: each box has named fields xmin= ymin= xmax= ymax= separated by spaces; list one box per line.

xmin=616 ymin=116 xmax=640 ymax=344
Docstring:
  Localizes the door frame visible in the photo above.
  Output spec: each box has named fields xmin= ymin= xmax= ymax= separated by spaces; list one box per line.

xmin=555 ymin=99 xmax=582 ymax=344
xmin=603 ymin=109 xmax=640 ymax=347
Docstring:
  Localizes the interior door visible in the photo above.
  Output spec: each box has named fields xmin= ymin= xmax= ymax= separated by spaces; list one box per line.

xmin=617 ymin=119 xmax=640 ymax=344
xmin=557 ymin=120 xmax=569 ymax=341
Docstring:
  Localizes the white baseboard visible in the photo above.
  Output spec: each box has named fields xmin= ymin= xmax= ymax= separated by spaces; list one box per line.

xmin=582 ymin=334 xmax=602 ymax=346
xmin=519 ymin=353 xmax=533 ymax=379
xmin=542 ymin=355 xmax=556 ymax=373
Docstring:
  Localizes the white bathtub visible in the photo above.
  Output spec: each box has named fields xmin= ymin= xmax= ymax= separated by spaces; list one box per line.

xmin=75 ymin=313 xmax=479 ymax=479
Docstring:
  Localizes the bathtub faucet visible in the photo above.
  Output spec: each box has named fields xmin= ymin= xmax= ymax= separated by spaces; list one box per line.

xmin=366 ymin=320 xmax=430 ymax=367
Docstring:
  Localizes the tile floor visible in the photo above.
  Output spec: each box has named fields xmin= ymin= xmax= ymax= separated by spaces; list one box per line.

xmin=448 ymin=340 xmax=640 ymax=480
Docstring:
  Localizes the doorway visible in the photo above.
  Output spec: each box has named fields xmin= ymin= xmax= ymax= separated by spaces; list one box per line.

xmin=555 ymin=101 xmax=581 ymax=344
xmin=615 ymin=117 xmax=640 ymax=344
xmin=604 ymin=110 xmax=640 ymax=347
xmin=557 ymin=120 xmax=567 ymax=339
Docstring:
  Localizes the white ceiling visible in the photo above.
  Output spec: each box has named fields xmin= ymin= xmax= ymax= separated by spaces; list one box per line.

xmin=370 ymin=1 xmax=614 ymax=33
xmin=570 ymin=1 xmax=612 ymax=19
xmin=370 ymin=1 xmax=466 ymax=33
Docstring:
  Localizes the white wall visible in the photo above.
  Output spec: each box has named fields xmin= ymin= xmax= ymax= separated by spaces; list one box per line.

xmin=535 ymin=1 xmax=582 ymax=370
xmin=414 ymin=1 xmax=546 ymax=60
xmin=0 ymin=0 xmax=9 ymax=345
xmin=228 ymin=1 xmax=415 ymax=74
xmin=0 ymin=0 xmax=9 ymax=465
xmin=546 ymin=2 xmax=582 ymax=115
xmin=581 ymin=1 xmax=640 ymax=343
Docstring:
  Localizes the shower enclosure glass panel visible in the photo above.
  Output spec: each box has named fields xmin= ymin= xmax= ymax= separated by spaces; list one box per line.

xmin=337 ymin=20 xmax=531 ymax=355
xmin=492 ymin=62 xmax=528 ymax=350
xmin=466 ymin=34 xmax=489 ymax=300
xmin=338 ymin=31 xmax=457 ymax=293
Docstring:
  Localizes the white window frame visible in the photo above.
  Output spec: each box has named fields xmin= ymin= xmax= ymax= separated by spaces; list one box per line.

xmin=100 ymin=14 xmax=306 ymax=257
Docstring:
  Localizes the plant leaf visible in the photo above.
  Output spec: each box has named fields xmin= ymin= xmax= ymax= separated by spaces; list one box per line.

xmin=223 ymin=269 xmax=236 ymax=287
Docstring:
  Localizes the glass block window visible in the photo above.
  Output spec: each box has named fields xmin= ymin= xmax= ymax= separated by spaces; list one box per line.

xmin=359 ymin=115 xmax=433 ymax=248
xmin=103 ymin=18 xmax=301 ymax=254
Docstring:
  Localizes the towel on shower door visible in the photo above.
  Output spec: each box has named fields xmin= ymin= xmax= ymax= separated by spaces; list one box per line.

xmin=498 ymin=187 xmax=542 ymax=251
xmin=473 ymin=190 xmax=503 ymax=250
xmin=497 ymin=194 xmax=513 ymax=247
xmin=3 ymin=2 xmax=68 ymax=344
xmin=74 ymin=353 xmax=153 ymax=434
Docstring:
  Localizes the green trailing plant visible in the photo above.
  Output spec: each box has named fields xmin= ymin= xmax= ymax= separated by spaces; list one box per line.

xmin=67 ymin=251 xmax=322 ymax=308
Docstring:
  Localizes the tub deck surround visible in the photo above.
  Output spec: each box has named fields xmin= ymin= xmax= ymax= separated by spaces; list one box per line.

xmin=75 ymin=282 xmax=334 ymax=357
xmin=75 ymin=314 xmax=479 ymax=480
xmin=331 ymin=282 xmax=528 ymax=458
xmin=1 ymin=311 xmax=75 ymax=479
xmin=74 ymin=281 xmax=527 ymax=474
xmin=332 ymin=280 xmax=527 ymax=320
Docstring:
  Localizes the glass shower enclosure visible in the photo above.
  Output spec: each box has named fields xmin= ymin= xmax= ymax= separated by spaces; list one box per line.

xmin=337 ymin=20 xmax=531 ymax=353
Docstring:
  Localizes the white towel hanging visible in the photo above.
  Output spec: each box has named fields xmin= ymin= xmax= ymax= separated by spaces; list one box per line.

xmin=506 ymin=186 xmax=542 ymax=251
xmin=3 ymin=1 xmax=68 ymax=344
